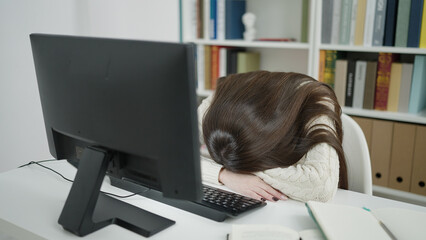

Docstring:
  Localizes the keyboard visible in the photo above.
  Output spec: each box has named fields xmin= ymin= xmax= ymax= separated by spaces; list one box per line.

xmin=110 ymin=177 xmax=266 ymax=222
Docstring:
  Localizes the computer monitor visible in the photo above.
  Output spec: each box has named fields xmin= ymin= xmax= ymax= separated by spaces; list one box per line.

xmin=30 ymin=33 xmax=202 ymax=237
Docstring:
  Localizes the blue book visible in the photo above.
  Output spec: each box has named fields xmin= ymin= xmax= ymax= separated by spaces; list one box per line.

xmin=407 ymin=0 xmax=424 ymax=47
xmin=225 ymin=0 xmax=246 ymax=39
xmin=409 ymin=55 xmax=426 ymax=113
xmin=210 ymin=0 xmax=217 ymax=39
xmin=383 ymin=0 xmax=399 ymax=46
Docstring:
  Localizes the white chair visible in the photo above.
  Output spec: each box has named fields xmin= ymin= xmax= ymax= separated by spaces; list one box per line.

xmin=341 ymin=113 xmax=373 ymax=195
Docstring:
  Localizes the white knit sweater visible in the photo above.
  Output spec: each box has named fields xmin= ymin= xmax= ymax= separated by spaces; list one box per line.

xmin=198 ymin=94 xmax=340 ymax=202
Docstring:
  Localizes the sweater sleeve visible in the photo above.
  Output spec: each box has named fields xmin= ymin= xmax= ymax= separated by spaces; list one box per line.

xmin=255 ymin=115 xmax=340 ymax=202
xmin=198 ymin=94 xmax=224 ymax=185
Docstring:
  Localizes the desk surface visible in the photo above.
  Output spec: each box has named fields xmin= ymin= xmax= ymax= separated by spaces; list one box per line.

xmin=1 ymin=161 xmax=426 ymax=240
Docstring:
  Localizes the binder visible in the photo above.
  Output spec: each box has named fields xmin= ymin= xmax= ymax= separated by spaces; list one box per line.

xmin=370 ymin=120 xmax=394 ymax=186
xmin=388 ymin=123 xmax=416 ymax=191
xmin=351 ymin=116 xmax=373 ymax=152
xmin=410 ymin=125 xmax=426 ymax=196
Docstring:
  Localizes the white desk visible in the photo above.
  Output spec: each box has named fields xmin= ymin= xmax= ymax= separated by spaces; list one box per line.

xmin=1 ymin=161 xmax=426 ymax=240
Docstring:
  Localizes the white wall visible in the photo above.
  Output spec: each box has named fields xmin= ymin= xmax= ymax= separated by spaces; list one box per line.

xmin=0 ymin=0 xmax=179 ymax=173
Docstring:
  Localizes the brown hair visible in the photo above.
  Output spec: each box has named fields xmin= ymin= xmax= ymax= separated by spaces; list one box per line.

xmin=202 ymin=71 xmax=348 ymax=189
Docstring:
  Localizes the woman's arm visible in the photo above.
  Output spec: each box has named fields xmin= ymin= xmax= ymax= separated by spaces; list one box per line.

xmin=255 ymin=115 xmax=340 ymax=202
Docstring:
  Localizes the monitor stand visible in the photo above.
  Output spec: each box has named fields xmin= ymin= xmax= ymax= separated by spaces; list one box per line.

xmin=58 ymin=146 xmax=175 ymax=237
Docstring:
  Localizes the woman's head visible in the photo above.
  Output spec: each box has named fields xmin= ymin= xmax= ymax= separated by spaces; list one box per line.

xmin=202 ymin=71 xmax=348 ymax=189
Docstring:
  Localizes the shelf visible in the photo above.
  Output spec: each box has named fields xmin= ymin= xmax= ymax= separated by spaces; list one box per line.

xmin=320 ymin=44 xmax=426 ymax=55
xmin=343 ymin=107 xmax=426 ymax=125
xmin=191 ymin=39 xmax=310 ymax=50
xmin=373 ymin=185 xmax=426 ymax=207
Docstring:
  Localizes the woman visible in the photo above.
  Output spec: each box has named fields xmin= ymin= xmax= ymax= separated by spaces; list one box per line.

xmin=198 ymin=71 xmax=347 ymax=203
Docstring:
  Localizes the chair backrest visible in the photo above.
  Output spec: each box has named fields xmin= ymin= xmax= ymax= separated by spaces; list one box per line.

xmin=341 ymin=113 xmax=373 ymax=195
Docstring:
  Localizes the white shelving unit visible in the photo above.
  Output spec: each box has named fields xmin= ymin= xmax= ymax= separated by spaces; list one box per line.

xmin=182 ymin=0 xmax=426 ymax=205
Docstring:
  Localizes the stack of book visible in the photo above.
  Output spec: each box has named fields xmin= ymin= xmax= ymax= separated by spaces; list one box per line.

xmin=319 ymin=50 xmax=426 ymax=114
xmin=322 ymin=0 xmax=426 ymax=48
xmin=196 ymin=45 xmax=260 ymax=90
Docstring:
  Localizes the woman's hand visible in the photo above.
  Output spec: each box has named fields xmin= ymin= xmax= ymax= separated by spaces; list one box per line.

xmin=219 ymin=168 xmax=288 ymax=202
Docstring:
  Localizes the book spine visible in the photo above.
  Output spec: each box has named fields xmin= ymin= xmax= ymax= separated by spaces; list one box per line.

xmin=211 ymin=45 xmax=219 ymax=89
xmin=349 ymin=0 xmax=359 ymax=45
xmin=345 ymin=60 xmax=357 ymax=107
xmin=387 ymin=63 xmax=403 ymax=112
xmin=237 ymin=52 xmax=260 ymax=73
xmin=407 ymin=0 xmax=424 ymax=47
xmin=372 ymin=0 xmax=388 ymax=46
xmin=374 ymin=53 xmax=394 ymax=110
xmin=322 ymin=0 xmax=334 ymax=44
xmin=324 ymin=50 xmax=338 ymax=88
xmin=398 ymin=63 xmax=414 ymax=112
xmin=363 ymin=61 xmax=378 ymax=109
xmin=318 ymin=50 xmax=326 ymax=83
xmin=197 ymin=45 xmax=205 ymax=91
xmin=420 ymin=0 xmax=426 ymax=48
xmin=383 ymin=0 xmax=398 ymax=46
xmin=225 ymin=0 xmax=246 ymax=39
xmin=353 ymin=61 xmax=367 ymax=108
xmin=355 ymin=0 xmax=368 ymax=45
xmin=216 ymin=0 xmax=225 ymax=40
xmin=196 ymin=0 xmax=204 ymax=39
xmin=210 ymin=0 xmax=217 ymax=39
xmin=219 ymin=47 xmax=227 ymax=77
xmin=395 ymin=0 xmax=412 ymax=47
xmin=204 ymin=45 xmax=211 ymax=89
xmin=408 ymin=55 xmax=426 ymax=113
xmin=203 ymin=0 xmax=210 ymax=39
xmin=331 ymin=0 xmax=342 ymax=44
xmin=301 ymin=0 xmax=309 ymax=43
xmin=339 ymin=0 xmax=354 ymax=45
xmin=364 ymin=0 xmax=378 ymax=46
xmin=334 ymin=60 xmax=349 ymax=106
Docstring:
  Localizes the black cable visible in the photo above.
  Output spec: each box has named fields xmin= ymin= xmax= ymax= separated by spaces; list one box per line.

xmin=19 ymin=159 xmax=145 ymax=199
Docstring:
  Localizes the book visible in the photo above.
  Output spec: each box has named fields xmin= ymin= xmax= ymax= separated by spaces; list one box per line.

xmin=363 ymin=61 xmax=378 ymax=109
xmin=339 ymin=0 xmax=354 ymax=45
xmin=324 ymin=50 xmax=338 ymax=88
xmin=225 ymin=0 xmax=246 ymax=39
xmin=354 ymin=0 xmax=367 ymax=45
xmin=196 ymin=45 xmax=205 ymax=91
xmin=407 ymin=0 xmax=424 ymax=47
xmin=183 ymin=0 xmax=197 ymax=40
xmin=301 ymin=0 xmax=310 ymax=43
xmin=204 ymin=45 xmax=212 ymax=89
xmin=331 ymin=0 xmax=343 ymax=44
xmin=318 ymin=50 xmax=326 ymax=83
xmin=372 ymin=0 xmax=388 ymax=46
xmin=408 ymin=55 xmax=426 ymax=113
xmin=216 ymin=0 xmax=225 ymax=40
xmin=211 ymin=45 xmax=220 ymax=89
xmin=420 ymin=0 xmax=426 ymax=48
xmin=364 ymin=0 xmax=378 ymax=46
xmin=196 ymin=0 xmax=204 ymax=39
xmin=387 ymin=63 xmax=403 ymax=111
xmin=383 ymin=0 xmax=398 ymax=46
xmin=397 ymin=63 xmax=414 ymax=112
xmin=334 ymin=60 xmax=348 ymax=106
xmin=345 ymin=60 xmax=357 ymax=107
xmin=237 ymin=52 xmax=260 ymax=73
xmin=395 ymin=0 xmax=412 ymax=47
xmin=353 ymin=61 xmax=367 ymax=108
xmin=226 ymin=48 xmax=244 ymax=75
xmin=210 ymin=0 xmax=217 ymax=39
xmin=349 ymin=0 xmax=359 ymax=45
xmin=322 ymin=0 xmax=334 ymax=44
xmin=306 ymin=201 xmax=426 ymax=240
xmin=203 ymin=0 xmax=211 ymax=40
xmin=227 ymin=224 xmax=324 ymax=240
xmin=374 ymin=53 xmax=394 ymax=110
xmin=219 ymin=47 xmax=227 ymax=77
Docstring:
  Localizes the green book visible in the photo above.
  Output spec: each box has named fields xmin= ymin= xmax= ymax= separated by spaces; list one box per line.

xmin=339 ymin=0 xmax=353 ymax=45
xmin=324 ymin=50 xmax=338 ymax=88
xmin=237 ymin=52 xmax=260 ymax=73
xmin=395 ymin=0 xmax=412 ymax=47
xmin=301 ymin=0 xmax=309 ymax=43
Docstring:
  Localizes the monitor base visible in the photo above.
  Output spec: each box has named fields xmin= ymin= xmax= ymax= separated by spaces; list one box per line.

xmin=58 ymin=146 xmax=175 ymax=237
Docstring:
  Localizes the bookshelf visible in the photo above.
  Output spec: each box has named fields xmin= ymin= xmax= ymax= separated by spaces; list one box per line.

xmin=181 ymin=0 xmax=426 ymax=205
